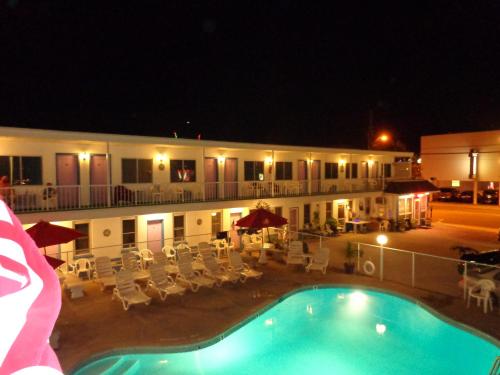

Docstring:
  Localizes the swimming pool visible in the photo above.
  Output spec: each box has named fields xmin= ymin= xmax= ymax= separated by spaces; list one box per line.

xmin=74 ymin=287 xmax=499 ymax=374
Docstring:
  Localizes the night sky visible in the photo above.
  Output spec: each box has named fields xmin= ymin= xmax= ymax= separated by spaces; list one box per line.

xmin=1 ymin=1 xmax=500 ymax=152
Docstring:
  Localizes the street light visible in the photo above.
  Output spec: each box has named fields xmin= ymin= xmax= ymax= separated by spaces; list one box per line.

xmin=376 ymin=234 xmax=388 ymax=281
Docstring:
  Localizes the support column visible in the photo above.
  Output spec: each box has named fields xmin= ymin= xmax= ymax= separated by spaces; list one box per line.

xmin=473 ymin=179 xmax=478 ymax=205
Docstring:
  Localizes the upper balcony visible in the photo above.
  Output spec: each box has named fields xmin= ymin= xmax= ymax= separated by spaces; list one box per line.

xmin=1 ymin=178 xmax=392 ymax=214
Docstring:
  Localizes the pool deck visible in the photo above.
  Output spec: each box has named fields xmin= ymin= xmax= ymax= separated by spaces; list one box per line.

xmin=56 ymin=257 xmax=500 ymax=373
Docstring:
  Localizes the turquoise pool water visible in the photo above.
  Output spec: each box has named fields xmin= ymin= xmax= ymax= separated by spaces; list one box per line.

xmin=74 ymin=288 xmax=499 ymax=375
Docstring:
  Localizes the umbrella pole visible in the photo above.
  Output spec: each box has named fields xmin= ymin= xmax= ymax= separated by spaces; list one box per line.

xmin=258 ymin=229 xmax=267 ymax=265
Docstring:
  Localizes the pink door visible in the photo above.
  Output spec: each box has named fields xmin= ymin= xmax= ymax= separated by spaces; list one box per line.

xmin=56 ymin=154 xmax=80 ymax=208
xmin=298 ymin=160 xmax=307 ymax=194
xmin=289 ymin=207 xmax=298 ymax=240
xmin=311 ymin=160 xmax=321 ymax=193
xmin=90 ymin=154 xmax=109 ymax=207
xmin=147 ymin=220 xmax=163 ymax=253
xmin=204 ymin=158 xmax=218 ymax=200
xmin=224 ymin=158 xmax=238 ymax=199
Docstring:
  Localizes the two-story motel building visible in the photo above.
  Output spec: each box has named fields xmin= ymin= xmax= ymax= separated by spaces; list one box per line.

xmin=0 ymin=126 xmax=434 ymax=262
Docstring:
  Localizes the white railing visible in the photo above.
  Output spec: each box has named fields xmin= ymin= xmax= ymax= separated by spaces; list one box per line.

xmin=2 ymin=178 xmax=391 ymax=213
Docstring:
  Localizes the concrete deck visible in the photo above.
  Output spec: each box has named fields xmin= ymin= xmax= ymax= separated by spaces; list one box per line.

xmin=56 ymin=254 xmax=500 ymax=373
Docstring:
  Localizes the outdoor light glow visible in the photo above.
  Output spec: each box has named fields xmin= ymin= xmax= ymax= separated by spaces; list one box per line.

xmin=376 ymin=323 xmax=387 ymax=335
xmin=339 ymin=159 xmax=346 ymax=166
xmin=417 ymin=158 xmax=422 ymax=164
xmin=367 ymin=159 xmax=374 ymax=166
xmin=265 ymin=318 xmax=274 ymax=326
xmin=306 ymin=304 xmax=314 ymax=315
xmin=159 ymin=360 xmax=169 ymax=364
xmin=347 ymin=291 xmax=368 ymax=312
xmin=265 ymin=156 xmax=273 ymax=164
xmin=79 ymin=152 xmax=89 ymax=161
xmin=217 ymin=156 xmax=226 ymax=164
xmin=211 ymin=212 xmax=217 ymax=216
xmin=379 ymin=134 xmax=389 ymax=142
xmin=376 ymin=234 xmax=388 ymax=246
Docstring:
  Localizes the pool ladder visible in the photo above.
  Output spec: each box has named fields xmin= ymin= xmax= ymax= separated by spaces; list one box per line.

xmin=489 ymin=356 xmax=500 ymax=375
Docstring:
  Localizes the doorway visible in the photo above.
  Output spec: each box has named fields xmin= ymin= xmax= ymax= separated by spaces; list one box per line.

xmin=311 ymin=160 xmax=321 ymax=193
xmin=289 ymin=207 xmax=299 ymax=239
xmin=298 ymin=160 xmax=308 ymax=194
xmin=56 ymin=154 xmax=80 ymax=209
xmin=224 ymin=158 xmax=238 ymax=199
xmin=90 ymin=154 xmax=108 ymax=206
xmin=147 ymin=220 xmax=164 ymax=253
xmin=204 ymin=158 xmax=218 ymax=200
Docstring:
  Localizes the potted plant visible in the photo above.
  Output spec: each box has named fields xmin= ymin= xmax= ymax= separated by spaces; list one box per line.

xmin=344 ymin=241 xmax=357 ymax=274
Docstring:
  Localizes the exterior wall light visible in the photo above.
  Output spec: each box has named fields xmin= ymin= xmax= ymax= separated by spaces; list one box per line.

xmin=468 ymin=149 xmax=478 ymax=178
xmin=217 ymin=156 xmax=226 ymax=164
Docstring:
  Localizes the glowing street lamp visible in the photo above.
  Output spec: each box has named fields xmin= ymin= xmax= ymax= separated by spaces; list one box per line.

xmin=376 ymin=234 xmax=388 ymax=281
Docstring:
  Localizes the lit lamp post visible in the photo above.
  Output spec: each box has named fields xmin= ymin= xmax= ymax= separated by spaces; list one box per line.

xmin=376 ymin=234 xmax=388 ymax=281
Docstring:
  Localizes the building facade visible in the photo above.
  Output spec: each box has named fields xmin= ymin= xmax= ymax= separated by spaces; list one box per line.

xmin=421 ymin=130 xmax=500 ymax=205
xmin=0 ymin=126 xmax=427 ymax=262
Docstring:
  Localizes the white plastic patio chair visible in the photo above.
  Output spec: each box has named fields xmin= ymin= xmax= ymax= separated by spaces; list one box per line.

xmin=162 ymin=245 xmax=177 ymax=261
xmin=139 ymin=248 xmax=154 ymax=269
xmin=94 ymin=256 xmax=116 ymax=291
xmin=467 ymin=279 xmax=496 ymax=313
xmin=286 ymin=241 xmax=307 ymax=267
xmin=151 ymin=184 xmax=165 ymax=203
xmin=175 ymin=251 xmax=215 ymax=292
xmin=112 ymin=270 xmax=152 ymax=311
xmin=305 ymin=247 xmax=330 ymax=275
xmin=146 ymin=264 xmax=185 ymax=301
xmin=228 ymin=250 xmax=262 ymax=283
xmin=200 ymin=249 xmax=240 ymax=287
xmin=73 ymin=258 xmax=92 ymax=280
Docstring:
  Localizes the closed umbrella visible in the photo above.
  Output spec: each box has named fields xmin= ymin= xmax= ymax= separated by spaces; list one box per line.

xmin=236 ymin=208 xmax=288 ymax=264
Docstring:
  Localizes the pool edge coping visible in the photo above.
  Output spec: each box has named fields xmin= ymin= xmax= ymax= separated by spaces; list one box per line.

xmin=69 ymin=283 xmax=500 ymax=374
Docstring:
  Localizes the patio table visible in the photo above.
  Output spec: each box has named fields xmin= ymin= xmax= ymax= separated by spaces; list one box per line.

xmin=345 ymin=220 xmax=371 ymax=233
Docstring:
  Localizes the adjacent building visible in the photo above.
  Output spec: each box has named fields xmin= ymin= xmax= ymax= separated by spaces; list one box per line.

xmin=0 ymin=126 xmax=433 ymax=263
xmin=421 ymin=130 xmax=500 ymax=205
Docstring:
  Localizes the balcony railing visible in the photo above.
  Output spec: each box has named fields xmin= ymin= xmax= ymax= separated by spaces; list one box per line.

xmin=1 ymin=178 xmax=389 ymax=213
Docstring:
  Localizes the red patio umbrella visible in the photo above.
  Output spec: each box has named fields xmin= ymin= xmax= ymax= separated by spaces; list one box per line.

xmin=26 ymin=220 xmax=85 ymax=255
xmin=236 ymin=208 xmax=288 ymax=229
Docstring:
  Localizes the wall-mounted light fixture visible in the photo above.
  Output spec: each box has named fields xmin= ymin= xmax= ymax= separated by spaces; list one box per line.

xmin=79 ymin=152 xmax=89 ymax=161
xmin=265 ymin=156 xmax=273 ymax=173
xmin=217 ymin=156 xmax=226 ymax=164
xmin=156 ymin=153 xmax=167 ymax=171
xmin=367 ymin=158 xmax=374 ymax=167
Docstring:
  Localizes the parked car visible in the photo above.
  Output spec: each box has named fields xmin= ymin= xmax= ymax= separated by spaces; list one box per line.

xmin=458 ymin=249 xmax=500 ymax=274
xmin=437 ymin=187 xmax=458 ymax=201
xmin=481 ymin=189 xmax=499 ymax=204
xmin=457 ymin=190 xmax=475 ymax=203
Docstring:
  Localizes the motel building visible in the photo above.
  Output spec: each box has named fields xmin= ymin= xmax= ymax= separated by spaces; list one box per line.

xmin=0 ymin=126 xmax=435 ymax=263
xmin=421 ymin=130 xmax=500 ymax=205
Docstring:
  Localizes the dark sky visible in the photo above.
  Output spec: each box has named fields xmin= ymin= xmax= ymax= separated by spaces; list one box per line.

xmin=1 ymin=1 xmax=500 ymax=152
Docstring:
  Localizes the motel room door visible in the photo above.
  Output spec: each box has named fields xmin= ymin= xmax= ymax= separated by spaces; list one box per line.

xmin=224 ymin=158 xmax=238 ymax=199
xmin=56 ymin=154 xmax=80 ymax=209
xmin=90 ymin=154 xmax=109 ymax=206
xmin=298 ymin=160 xmax=308 ymax=194
xmin=204 ymin=158 xmax=218 ymax=200
xmin=147 ymin=220 xmax=164 ymax=253
xmin=311 ymin=160 xmax=321 ymax=193
xmin=289 ymin=207 xmax=298 ymax=240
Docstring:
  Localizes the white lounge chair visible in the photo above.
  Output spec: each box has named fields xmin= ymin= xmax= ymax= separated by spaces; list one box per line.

xmin=286 ymin=241 xmax=307 ymax=266
xmin=200 ymin=249 xmax=240 ymax=287
xmin=153 ymin=251 xmax=179 ymax=275
xmin=228 ymin=250 xmax=262 ymax=283
xmin=467 ymin=279 xmax=496 ymax=313
xmin=305 ymin=247 xmax=330 ymax=274
xmin=176 ymin=251 xmax=215 ymax=292
xmin=94 ymin=256 xmax=117 ymax=291
xmin=147 ymin=264 xmax=186 ymax=301
xmin=112 ymin=270 xmax=152 ymax=311
xmin=121 ymin=252 xmax=149 ymax=281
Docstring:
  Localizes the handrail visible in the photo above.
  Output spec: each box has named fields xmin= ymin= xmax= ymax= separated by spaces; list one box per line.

xmin=489 ymin=356 xmax=500 ymax=375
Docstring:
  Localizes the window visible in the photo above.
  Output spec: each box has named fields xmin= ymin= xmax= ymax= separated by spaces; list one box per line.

xmin=383 ymin=163 xmax=392 ymax=178
xmin=74 ymin=223 xmax=90 ymax=255
xmin=275 ymin=161 xmax=292 ymax=180
xmin=211 ymin=212 xmax=222 ymax=237
xmin=325 ymin=162 xmax=339 ymax=179
xmin=170 ymin=160 xmax=196 ymax=182
xmin=122 ymin=219 xmax=136 ymax=248
xmin=398 ymin=197 xmax=412 ymax=219
xmin=345 ymin=163 xmax=358 ymax=179
xmin=122 ymin=158 xmax=152 ymax=183
xmin=0 ymin=156 xmax=42 ymax=185
xmin=304 ymin=204 xmax=311 ymax=225
xmin=362 ymin=162 xmax=369 ymax=178
xmin=326 ymin=202 xmax=333 ymax=219
xmin=244 ymin=161 xmax=264 ymax=181
xmin=274 ymin=206 xmax=283 ymax=217
xmin=173 ymin=215 xmax=185 ymax=241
